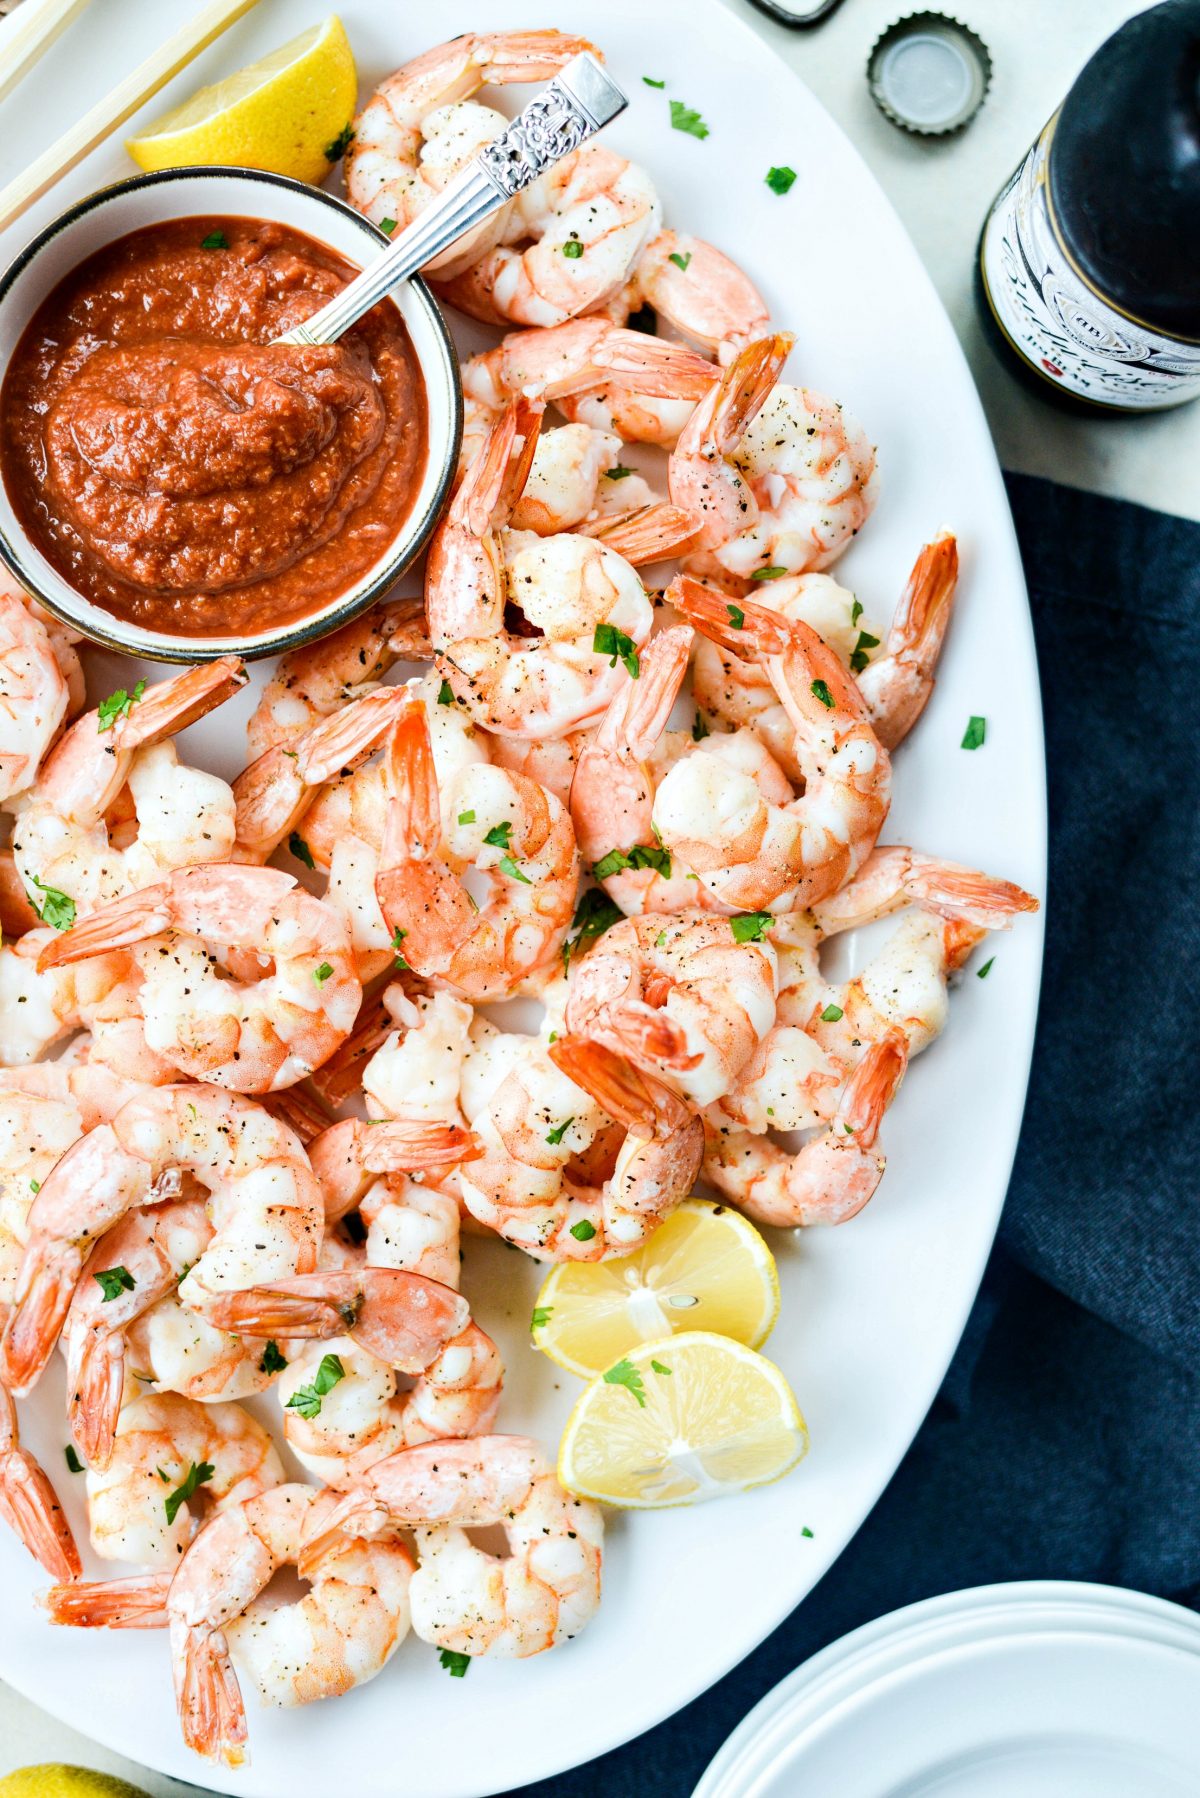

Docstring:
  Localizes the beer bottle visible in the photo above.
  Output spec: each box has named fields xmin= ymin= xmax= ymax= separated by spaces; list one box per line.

xmin=977 ymin=0 xmax=1200 ymax=412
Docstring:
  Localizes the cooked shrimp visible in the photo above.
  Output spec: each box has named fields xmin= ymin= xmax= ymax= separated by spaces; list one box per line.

xmin=0 ymin=1083 xmax=322 ymax=1395
xmin=461 ymin=316 xmax=717 ymax=453
xmin=0 ymin=930 xmax=140 ymax=1068
xmin=306 ymin=1435 xmax=603 ymax=1660
xmin=11 ymin=658 xmax=246 ymax=920
xmin=0 ymin=583 xmax=72 ymax=806
xmin=458 ymin=1032 xmax=703 ymax=1260
xmin=427 ymin=399 xmax=659 ymax=738
xmin=0 ymin=1380 xmax=81 ymax=1580
xmin=565 ymin=911 xmax=779 ymax=1108
xmin=346 ymin=31 xmax=600 ymax=274
xmin=692 ymin=534 xmax=959 ymax=772
xmin=232 ymin=685 xmax=408 ymax=865
xmin=39 ymin=865 xmax=362 ymax=1093
xmin=704 ymin=1031 xmax=908 ymax=1227
xmin=670 ymin=334 xmax=879 ymax=582
xmin=655 ymin=578 xmax=891 ymax=912
xmin=83 ymin=1391 xmax=283 ymax=1567
xmin=438 ymin=144 xmax=661 ymax=329
xmin=245 ymin=597 xmax=428 ymax=759
xmin=375 ymin=701 xmax=579 ymax=1000
xmin=634 ymin=231 xmax=769 ymax=364
xmin=0 ymin=1072 xmax=90 ymax=1305
xmin=359 ymin=987 xmax=475 ymax=1138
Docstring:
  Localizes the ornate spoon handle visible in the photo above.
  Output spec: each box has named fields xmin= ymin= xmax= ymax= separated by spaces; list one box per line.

xmin=277 ymin=53 xmax=627 ymax=348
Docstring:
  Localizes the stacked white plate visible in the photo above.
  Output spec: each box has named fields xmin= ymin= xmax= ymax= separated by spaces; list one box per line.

xmin=694 ymin=1582 xmax=1200 ymax=1797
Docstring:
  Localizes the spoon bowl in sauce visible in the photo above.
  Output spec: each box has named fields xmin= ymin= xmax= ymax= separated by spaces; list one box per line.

xmin=0 ymin=165 xmax=461 ymax=662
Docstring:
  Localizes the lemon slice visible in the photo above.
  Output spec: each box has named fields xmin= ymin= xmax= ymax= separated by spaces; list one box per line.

xmin=127 ymin=17 xmax=358 ymax=186
xmin=558 ymin=1331 xmax=808 ymax=1508
xmin=0 ymin=1769 xmax=151 ymax=1798
xmin=532 ymin=1198 xmax=780 ymax=1378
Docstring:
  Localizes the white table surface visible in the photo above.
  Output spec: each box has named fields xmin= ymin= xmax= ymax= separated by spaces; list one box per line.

xmin=0 ymin=1 xmax=1194 ymax=1793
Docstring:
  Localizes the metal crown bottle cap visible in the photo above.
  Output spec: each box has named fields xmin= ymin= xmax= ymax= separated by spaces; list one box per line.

xmin=867 ymin=13 xmax=992 ymax=137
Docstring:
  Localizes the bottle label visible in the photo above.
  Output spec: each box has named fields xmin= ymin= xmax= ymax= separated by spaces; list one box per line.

xmin=980 ymin=122 xmax=1200 ymax=410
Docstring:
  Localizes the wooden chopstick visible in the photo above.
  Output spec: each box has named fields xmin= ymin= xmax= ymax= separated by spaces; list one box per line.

xmin=0 ymin=0 xmax=95 ymax=106
xmin=0 ymin=0 xmax=263 ymax=237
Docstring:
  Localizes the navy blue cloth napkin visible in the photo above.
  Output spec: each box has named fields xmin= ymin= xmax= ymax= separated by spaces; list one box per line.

xmin=503 ymin=474 xmax=1200 ymax=1797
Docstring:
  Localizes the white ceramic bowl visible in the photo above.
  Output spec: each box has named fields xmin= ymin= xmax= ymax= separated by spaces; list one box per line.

xmin=0 ymin=165 xmax=461 ymax=661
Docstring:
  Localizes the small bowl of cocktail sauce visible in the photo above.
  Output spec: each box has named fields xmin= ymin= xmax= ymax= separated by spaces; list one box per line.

xmin=0 ymin=167 xmax=461 ymax=661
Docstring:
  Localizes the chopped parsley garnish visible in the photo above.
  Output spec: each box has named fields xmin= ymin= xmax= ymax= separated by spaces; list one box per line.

xmin=94 ymin=1266 xmax=135 ymax=1303
xmin=200 ymin=230 xmax=228 ymax=251
xmin=692 ymin=711 xmax=710 ymax=742
xmin=592 ymin=842 xmax=671 ymax=881
xmin=562 ymin=238 xmax=583 ymax=258
xmin=164 ymin=1460 xmax=214 ymax=1526
xmin=977 ymin=957 xmax=995 ymax=979
xmin=727 ymin=603 xmax=745 ymax=629
xmin=258 ymin=1341 xmax=288 ymax=1376
xmin=604 ymin=464 xmax=634 ymax=480
xmin=765 ymin=165 xmax=797 ymax=195
xmin=392 ymin=927 xmax=408 ymax=969
xmin=64 ymin=1445 xmax=84 ymax=1474
xmin=288 ymin=832 xmax=315 ymax=870
xmin=569 ymin=1218 xmax=598 ymax=1242
xmin=849 ymin=630 xmax=880 ymax=674
xmin=437 ymin=679 xmax=455 ymax=705
xmin=28 ymin=875 xmax=75 ymax=931
xmin=820 ymin=1003 xmax=844 ymax=1023
xmin=650 ymin=1358 xmax=672 ymax=1375
xmin=731 ymin=912 xmax=773 ymax=944
xmin=545 ymin=1118 xmax=574 ymax=1145
xmin=643 ymin=75 xmax=666 ymax=87
xmin=499 ymin=854 xmax=531 ymax=885
xmin=961 ymin=715 xmax=987 ymax=750
xmin=592 ymin=622 xmax=640 ymax=680
xmin=483 ymin=821 xmax=513 ymax=850
xmin=851 ymin=598 xmax=863 ymax=626
xmin=750 ymin=566 xmax=786 ymax=582
xmin=604 ymin=1357 xmax=647 ymax=1406
xmin=29 ymin=1178 xmax=39 ymax=1194
xmin=562 ymin=887 xmax=623 ymax=968
xmin=324 ymin=122 xmax=354 ymax=162
xmin=668 ymin=249 xmax=692 ymax=272
xmin=531 ymin=1306 xmax=553 ymax=1331
xmin=457 ymin=810 xmax=476 ymax=825
xmin=380 ymin=217 xmax=397 ymax=235
xmin=313 ymin=961 xmax=334 ymax=985
xmin=96 ymin=679 xmax=145 ymax=732
xmin=810 ymin=678 xmax=835 ymax=709
xmin=655 ymin=930 xmax=667 ymax=948
xmin=285 ymin=1353 xmax=345 ymax=1420
xmin=669 ymin=100 xmax=709 ymax=139
xmin=801 ymin=1525 xmax=814 ymax=1539
xmin=439 ymin=1649 xmax=471 ymax=1677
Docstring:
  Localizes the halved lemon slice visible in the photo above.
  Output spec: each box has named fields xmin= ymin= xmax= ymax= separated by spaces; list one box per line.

xmin=127 ymin=17 xmax=358 ymax=186
xmin=532 ymin=1198 xmax=780 ymax=1378
xmin=558 ymin=1331 xmax=808 ymax=1509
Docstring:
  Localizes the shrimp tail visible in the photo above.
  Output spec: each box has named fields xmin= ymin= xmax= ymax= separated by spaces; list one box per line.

xmin=580 ymin=503 xmax=700 ymax=566
xmin=67 ymin=1329 xmax=126 ymax=1471
xmin=375 ymin=705 xmax=475 ymax=960
xmin=0 ymin=1240 xmax=85 ymax=1393
xmin=359 ymin=1120 xmax=480 ymax=1174
xmin=903 ymin=854 xmax=1040 ymax=930
xmin=790 ymin=1031 xmax=908 ymax=1228
xmin=549 ymin=1035 xmax=693 ymax=1139
xmin=599 ymin=1006 xmax=705 ymax=1074
xmin=294 ymin=686 xmax=409 ymax=787
xmin=36 ymin=882 xmax=174 ymax=970
xmin=705 ymin=332 xmax=794 ymax=455
xmin=666 ymin=573 xmax=793 ymax=657
xmin=176 ymin=1623 xmax=249 ymax=1767
xmin=110 ymin=656 xmax=247 ymax=751
xmin=0 ymin=1439 xmax=82 ymax=1582
xmin=591 ymin=330 xmax=719 ymax=399
xmin=42 ymin=1572 xmax=172 ymax=1628
xmin=203 ymin=1270 xmax=471 ymax=1371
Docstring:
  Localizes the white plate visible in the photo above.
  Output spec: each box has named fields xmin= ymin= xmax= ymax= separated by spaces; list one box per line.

xmin=0 ymin=3 xmax=1046 ymax=1794
xmin=694 ymin=1582 xmax=1200 ymax=1797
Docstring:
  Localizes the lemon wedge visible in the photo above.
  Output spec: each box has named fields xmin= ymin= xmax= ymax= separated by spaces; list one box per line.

xmin=558 ymin=1331 xmax=808 ymax=1509
xmin=0 ymin=1768 xmax=150 ymax=1798
xmin=532 ymin=1198 xmax=780 ymax=1378
xmin=126 ymin=17 xmax=357 ymax=186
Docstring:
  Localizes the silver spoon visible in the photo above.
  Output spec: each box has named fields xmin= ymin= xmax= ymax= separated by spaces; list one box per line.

xmin=277 ymin=53 xmax=627 ymax=349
